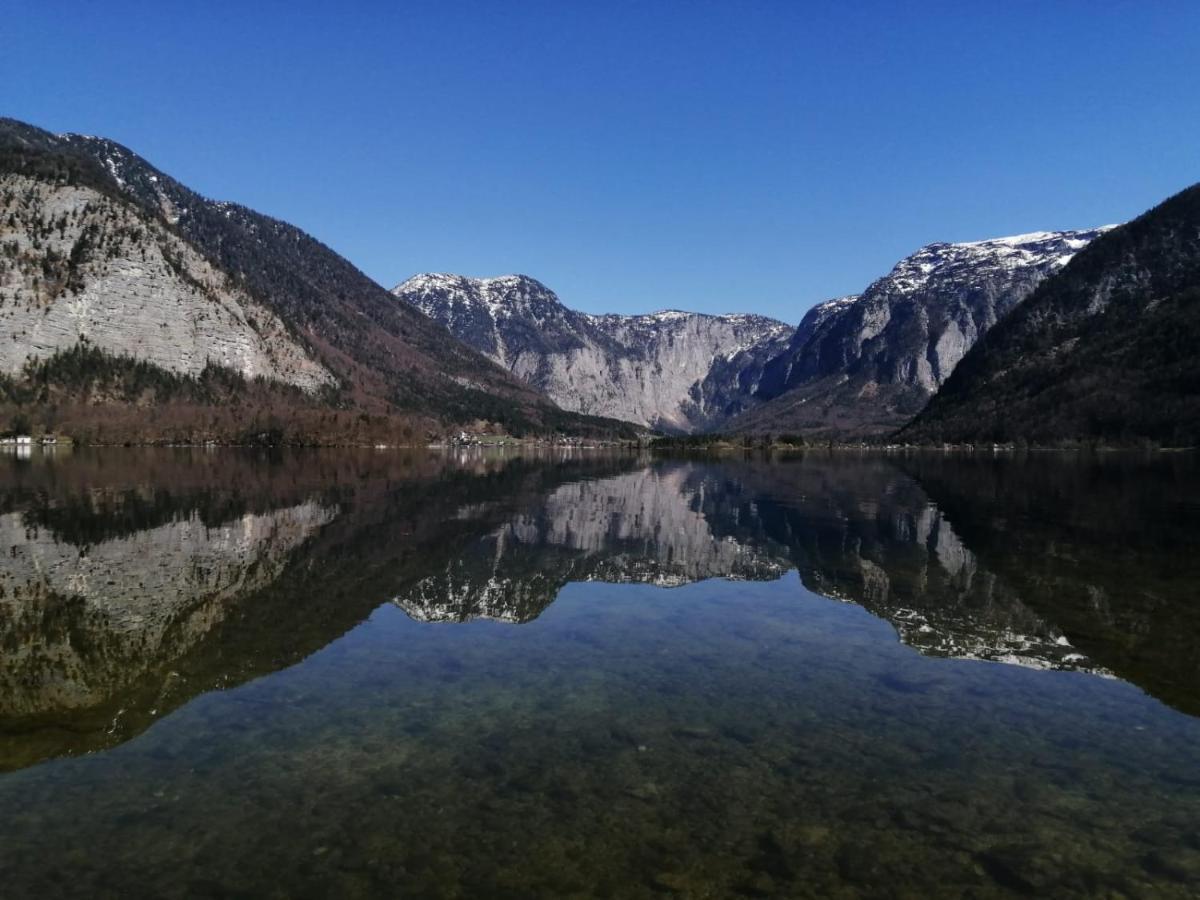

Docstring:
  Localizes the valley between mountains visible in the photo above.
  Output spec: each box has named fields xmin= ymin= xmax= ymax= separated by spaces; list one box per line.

xmin=1 ymin=115 xmax=1196 ymax=446
xmin=394 ymin=228 xmax=1111 ymax=436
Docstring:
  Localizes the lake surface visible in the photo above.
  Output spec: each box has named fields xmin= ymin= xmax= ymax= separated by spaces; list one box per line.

xmin=0 ymin=447 xmax=1198 ymax=898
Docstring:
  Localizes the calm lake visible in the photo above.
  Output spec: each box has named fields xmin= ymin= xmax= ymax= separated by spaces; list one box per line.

xmin=0 ymin=448 xmax=1198 ymax=898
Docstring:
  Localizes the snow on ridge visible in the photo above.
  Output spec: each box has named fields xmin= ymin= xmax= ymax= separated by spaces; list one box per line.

xmin=589 ymin=309 xmax=788 ymax=330
xmin=397 ymin=275 xmax=788 ymax=331
xmin=816 ymin=294 xmax=861 ymax=310
xmin=625 ymin=309 xmax=692 ymax=323
xmin=907 ymin=226 xmax=1116 ymax=261
xmin=392 ymin=273 xmax=571 ymax=326
xmin=397 ymin=272 xmax=543 ymax=289
xmin=957 ymin=225 xmax=1118 ymax=249
xmin=877 ymin=226 xmax=1115 ymax=295
xmin=958 ymin=230 xmax=1062 ymax=248
xmin=798 ymin=294 xmax=861 ymax=329
xmin=394 ymin=272 xmax=476 ymax=292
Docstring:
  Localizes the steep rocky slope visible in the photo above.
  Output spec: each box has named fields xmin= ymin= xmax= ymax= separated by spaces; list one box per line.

xmin=902 ymin=183 xmax=1200 ymax=446
xmin=0 ymin=174 xmax=332 ymax=390
xmin=0 ymin=118 xmax=632 ymax=439
xmin=731 ymin=228 xmax=1111 ymax=437
xmin=393 ymin=273 xmax=791 ymax=432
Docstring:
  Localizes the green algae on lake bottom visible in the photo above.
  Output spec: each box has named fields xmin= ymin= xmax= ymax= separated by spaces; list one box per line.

xmin=0 ymin=449 xmax=1198 ymax=898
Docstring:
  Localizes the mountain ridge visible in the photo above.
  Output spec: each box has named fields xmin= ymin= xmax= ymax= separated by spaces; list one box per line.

xmin=728 ymin=226 xmax=1113 ymax=437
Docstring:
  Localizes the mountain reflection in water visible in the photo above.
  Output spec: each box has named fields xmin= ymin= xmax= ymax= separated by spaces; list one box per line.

xmin=1 ymin=448 xmax=1198 ymax=897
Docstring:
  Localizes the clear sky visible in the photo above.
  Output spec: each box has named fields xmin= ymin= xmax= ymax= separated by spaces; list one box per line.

xmin=3 ymin=1 xmax=1198 ymax=323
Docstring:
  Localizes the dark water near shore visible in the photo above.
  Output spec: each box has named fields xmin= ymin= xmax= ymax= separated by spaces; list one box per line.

xmin=1 ymin=447 xmax=1198 ymax=898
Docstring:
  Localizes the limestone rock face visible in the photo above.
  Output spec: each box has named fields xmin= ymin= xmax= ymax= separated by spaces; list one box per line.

xmin=0 ymin=175 xmax=334 ymax=390
xmin=393 ymin=273 xmax=791 ymax=432
xmin=735 ymin=228 xmax=1114 ymax=437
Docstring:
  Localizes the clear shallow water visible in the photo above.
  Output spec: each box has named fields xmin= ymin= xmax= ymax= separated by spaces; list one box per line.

xmin=0 ymin=448 xmax=1198 ymax=898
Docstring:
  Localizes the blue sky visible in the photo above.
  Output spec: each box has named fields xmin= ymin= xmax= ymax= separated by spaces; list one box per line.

xmin=4 ymin=1 xmax=1198 ymax=323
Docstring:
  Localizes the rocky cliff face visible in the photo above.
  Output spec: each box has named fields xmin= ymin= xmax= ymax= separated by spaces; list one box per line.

xmin=393 ymin=273 xmax=791 ymax=432
xmin=0 ymin=174 xmax=333 ymax=389
xmin=733 ymin=228 xmax=1112 ymax=437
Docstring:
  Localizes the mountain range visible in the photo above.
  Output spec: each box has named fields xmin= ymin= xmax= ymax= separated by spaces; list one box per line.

xmin=0 ymin=115 xmax=1195 ymax=445
xmin=399 ymin=228 xmax=1112 ymax=437
xmin=393 ymin=273 xmax=791 ymax=432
